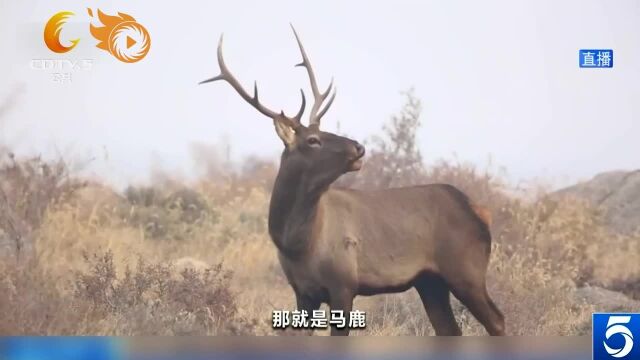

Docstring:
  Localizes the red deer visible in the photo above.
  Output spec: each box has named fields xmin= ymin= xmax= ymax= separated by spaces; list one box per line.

xmin=200 ymin=26 xmax=505 ymax=336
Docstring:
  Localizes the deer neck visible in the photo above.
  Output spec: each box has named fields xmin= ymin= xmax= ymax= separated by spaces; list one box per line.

xmin=268 ymin=164 xmax=329 ymax=259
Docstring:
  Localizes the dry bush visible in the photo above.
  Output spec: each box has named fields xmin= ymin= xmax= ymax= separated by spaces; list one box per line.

xmin=0 ymin=154 xmax=82 ymax=228
xmin=121 ymin=185 xmax=216 ymax=240
xmin=338 ymin=89 xmax=425 ymax=190
xmin=0 ymin=250 xmax=250 ymax=335
xmin=0 ymin=151 xmax=84 ymax=262
xmin=73 ymin=251 xmax=247 ymax=335
xmin=124 ymin=185 xmax=162 ymax=207
xmin=1 ymin=88 xmax=638 ymax=336
xmin=240 ymin=155 xmax=278 ymax=191
xmin=25 ymin=170 xmax=283 ymax=335
xmin=0 ymin=261 xmax=86 ymax=335
xmin=500 ymin=195 xmax=640 ymax=287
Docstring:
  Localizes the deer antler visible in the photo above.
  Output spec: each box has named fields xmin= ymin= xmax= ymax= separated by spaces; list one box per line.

xmin=290 ymin=25 xmax=336 ymax=128
xmin=199 ymin=35 xmax=306 ymax=129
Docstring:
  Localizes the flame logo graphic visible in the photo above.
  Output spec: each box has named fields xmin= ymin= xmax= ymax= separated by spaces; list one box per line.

xmin=43 ymin=11 xmax=79 ymax=53
xmin=87 ymin=9 xmax=151 ymax=63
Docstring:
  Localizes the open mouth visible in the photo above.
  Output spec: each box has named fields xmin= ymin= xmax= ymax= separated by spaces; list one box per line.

xmin=348 ymin=158 xmax=364 ymax=172
xmin=347 ymin=143 xmax=365 ymax=172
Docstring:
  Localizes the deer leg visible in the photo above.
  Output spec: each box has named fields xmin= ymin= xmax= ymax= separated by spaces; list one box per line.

xmin=439 ymin=224 xmax=505 ymax=336
xmin=295 ymin=292 xmax=321 ymax=336
xmin=329 ymin=288 xmax=353 ymax=336
xmin=449 ymin=283 xmax=505 ymax=336
xmin=415 ymin=275 xmax=462 ymax=336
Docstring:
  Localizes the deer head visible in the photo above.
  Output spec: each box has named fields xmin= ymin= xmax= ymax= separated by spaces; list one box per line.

xmin=200 ymin=25 xmax=365 ymax=188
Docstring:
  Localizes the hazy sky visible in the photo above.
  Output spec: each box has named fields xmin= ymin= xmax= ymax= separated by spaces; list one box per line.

xmin=0 ymin=0 xmax=638 ymax=189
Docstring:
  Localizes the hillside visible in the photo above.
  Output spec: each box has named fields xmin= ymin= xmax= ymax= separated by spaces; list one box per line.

xmin=554 ymin=170 xmax=640 ymax=235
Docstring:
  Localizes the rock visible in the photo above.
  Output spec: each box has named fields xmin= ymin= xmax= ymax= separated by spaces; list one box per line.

xmin=574 ymin=285 xmax=640 ymax=312
xmin=173 ymin=257 xmax=209 ymax=275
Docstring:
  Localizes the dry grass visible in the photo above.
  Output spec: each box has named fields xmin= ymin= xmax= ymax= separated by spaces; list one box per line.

xmin=1 ymin=91 xmax=638 ymax=336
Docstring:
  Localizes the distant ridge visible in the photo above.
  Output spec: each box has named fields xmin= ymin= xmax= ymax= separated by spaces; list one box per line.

xmin=554 ymin=170 xmax=640 ymax=234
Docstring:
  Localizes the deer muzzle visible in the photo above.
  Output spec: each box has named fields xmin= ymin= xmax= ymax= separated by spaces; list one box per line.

xmin=348 ymin=142 xmax=366 ymax=172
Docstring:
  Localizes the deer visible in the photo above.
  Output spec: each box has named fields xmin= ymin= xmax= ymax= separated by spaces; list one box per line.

xmin=199 ymin=25 xmax=505 ymax=336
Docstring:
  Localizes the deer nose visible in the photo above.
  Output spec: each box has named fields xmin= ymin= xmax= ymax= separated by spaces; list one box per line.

xmin=354 ymin=142 xmax=365 ymax=158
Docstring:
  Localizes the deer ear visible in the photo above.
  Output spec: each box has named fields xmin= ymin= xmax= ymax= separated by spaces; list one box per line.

xmin=273 ymin=118 xmax=296 ymax=148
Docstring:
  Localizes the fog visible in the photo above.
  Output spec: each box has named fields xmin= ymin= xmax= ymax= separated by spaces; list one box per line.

xmin=0 ymin=0 xmax=638 ymax=189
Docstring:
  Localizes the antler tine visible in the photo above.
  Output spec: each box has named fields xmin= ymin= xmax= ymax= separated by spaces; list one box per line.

xmin=292 ymin=88 xmax=307 ymax=124
xmin=290 ymin=24 xmax=335 ymax=127
xmin=316 ymin=87 xmax=336 ymax=121
xmin=199 ymin=35 xmax=304 ymax=128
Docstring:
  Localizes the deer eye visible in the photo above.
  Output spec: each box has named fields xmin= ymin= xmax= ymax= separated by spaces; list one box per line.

xmin=306 ymin=136 xmax=322 ymax=147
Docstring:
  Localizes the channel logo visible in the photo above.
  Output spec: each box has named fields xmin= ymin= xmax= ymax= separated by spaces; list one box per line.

xmin=43 ymin=11 xmax=80 ymax=53
xmin=593 ymin=313 xmax=640 ymax=360
xmin=42 ymin=8 xmax=151 ymax=63
xmin=88 ymin=9 xmax=151 ymax=63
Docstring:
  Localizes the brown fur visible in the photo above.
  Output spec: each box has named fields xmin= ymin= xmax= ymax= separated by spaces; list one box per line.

xmin=471 ymin=204 xmax=493 ymax=227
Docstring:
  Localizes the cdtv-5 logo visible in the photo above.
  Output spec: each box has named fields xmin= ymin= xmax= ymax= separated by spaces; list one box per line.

xmin=593 ymin=313 xmax=640 ymax=360
xmin=43 ymin=9 xmax=151 ymax=63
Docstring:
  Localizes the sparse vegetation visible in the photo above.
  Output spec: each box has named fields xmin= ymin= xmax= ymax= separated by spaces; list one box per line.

xmin=0 ymin=90 xmax=638 ymax=335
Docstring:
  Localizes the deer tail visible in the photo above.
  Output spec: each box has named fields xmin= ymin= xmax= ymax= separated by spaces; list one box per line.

xmin=470 ymin=204 xmax=492 ymax=227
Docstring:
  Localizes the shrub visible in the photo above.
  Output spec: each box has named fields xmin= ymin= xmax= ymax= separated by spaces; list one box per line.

xmin=121 ymin=185 xmax=216 ymax=241
xmin=0 ymin=250 xmax=247 ymax=335
xmin=73 ymin=251 xmax=241 ymax=335
xmin=0 ymin=152 xmax=84 ymax=261
xmin=338 ymin=89 xmax=425 ymax=190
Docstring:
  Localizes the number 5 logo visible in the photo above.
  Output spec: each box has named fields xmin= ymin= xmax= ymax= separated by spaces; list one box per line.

xmin=604 ymin=316 xmax=634 ymax=358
